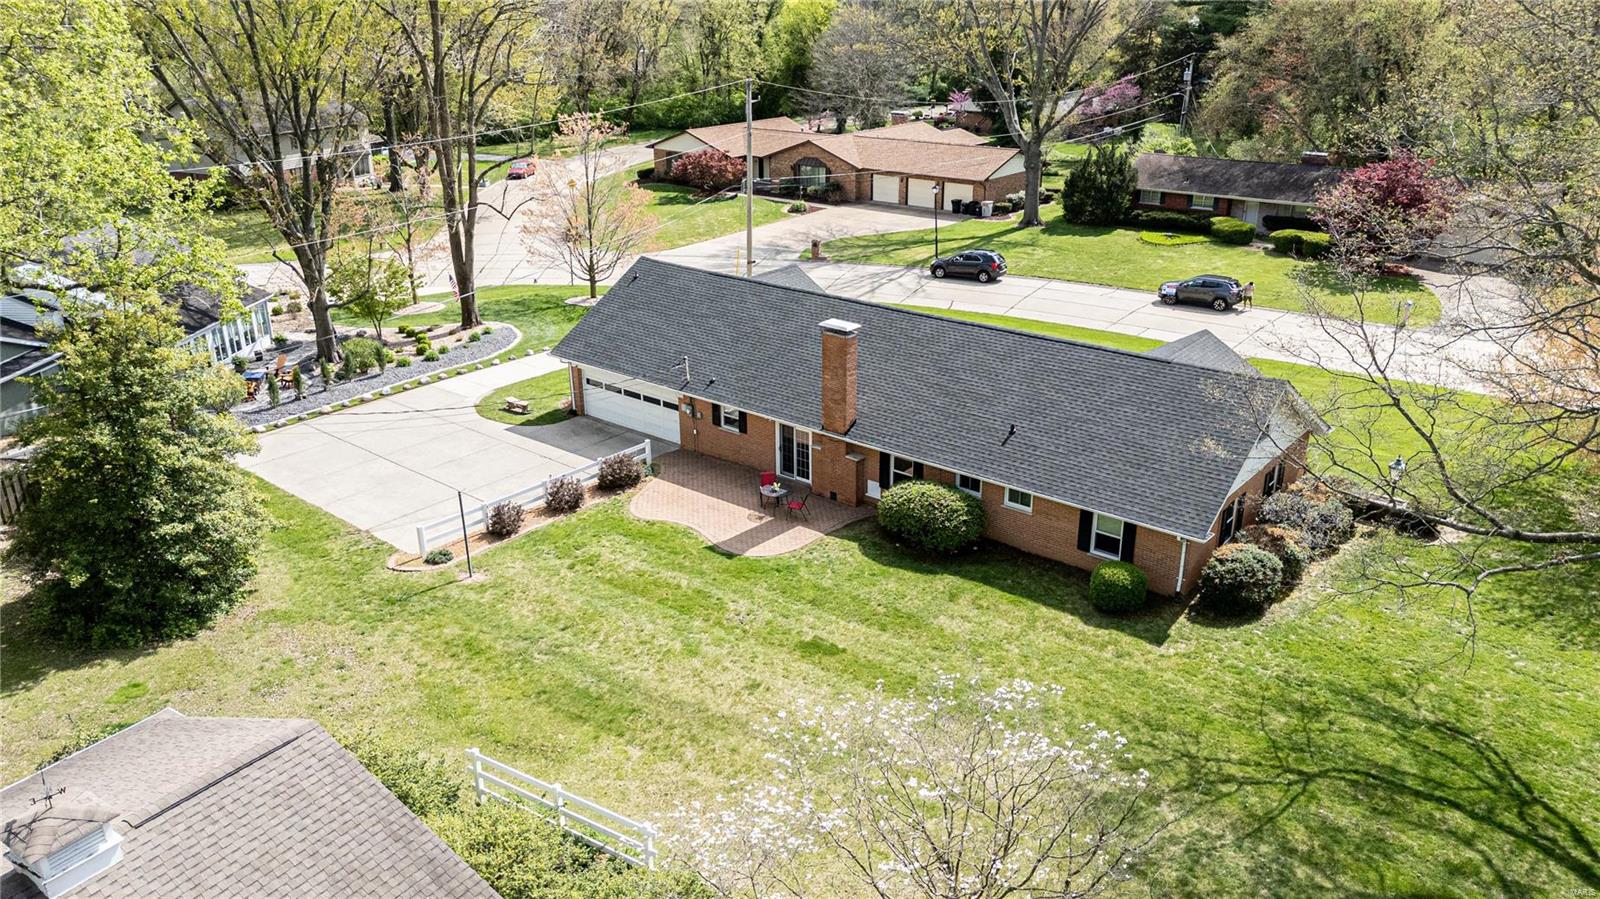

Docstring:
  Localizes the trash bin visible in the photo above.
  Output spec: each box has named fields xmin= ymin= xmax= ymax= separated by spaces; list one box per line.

xmin=981 ymin=200 xmax=994 ymax=217
xmin=950 ymin=198 xmax=963 ymax=213
xmin=963 ymin=200 xmax=983 ymax=216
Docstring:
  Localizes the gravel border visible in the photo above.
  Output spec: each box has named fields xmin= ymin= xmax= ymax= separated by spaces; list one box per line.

xmin=237 ymin=323 xmax=522 ymax=429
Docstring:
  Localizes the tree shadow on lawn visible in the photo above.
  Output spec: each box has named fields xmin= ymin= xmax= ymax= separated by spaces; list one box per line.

xmin=639 ymin=182 xmax=737 ymax=208
xmin=828 ymin=523 xmax=1186 ymax=647
xmin=1138 ymin=676 xmax=1600 ymax=895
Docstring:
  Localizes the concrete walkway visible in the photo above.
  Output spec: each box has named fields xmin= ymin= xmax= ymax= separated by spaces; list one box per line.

xmin=240 ymin=353 xmax=665 ymax=551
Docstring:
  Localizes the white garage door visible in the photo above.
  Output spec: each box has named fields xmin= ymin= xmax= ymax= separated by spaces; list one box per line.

xmin=943 ymin=182 xmax=974 ymax=206
xmin=906 ymin=178 xmax=938 ymax=208
xmin=872 ymin=174 xmax=900 ymax=204
xmin=580 ymin=367 xmax=680 ymax=443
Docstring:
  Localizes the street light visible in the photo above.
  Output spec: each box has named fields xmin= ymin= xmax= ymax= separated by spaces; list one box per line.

xmin=1388 ymin=456 xmax=1407 ymax=485
xmin=931 ymin=183 xmax=941 ymax=260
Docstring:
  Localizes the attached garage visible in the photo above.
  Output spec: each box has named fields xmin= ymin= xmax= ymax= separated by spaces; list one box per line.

xmin=578 ymin=367 xmax=680 ymax=443
xmin=871 ymin=174 xmax=900 ymax=204
xmin=942 ymin=182 xmax=974 ymax=207
xmin=906 ymin=178 xmax=938 ymax=208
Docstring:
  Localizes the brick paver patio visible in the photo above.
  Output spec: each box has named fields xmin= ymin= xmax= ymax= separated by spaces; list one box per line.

xmin=631 ymin=450 xmax=872 ymax=556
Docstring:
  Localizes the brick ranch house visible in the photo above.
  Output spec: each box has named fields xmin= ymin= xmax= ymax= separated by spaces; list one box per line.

xmin=649 ymin=117 xmax=1025 ymax=208
xmin=553 ymin=258 xmax=1327 ymax=596
xmin=1133 ymin=151 xmax=1348 ymax=233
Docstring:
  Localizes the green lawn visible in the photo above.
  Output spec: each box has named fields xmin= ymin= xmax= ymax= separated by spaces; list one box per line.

xmin=636 ymin=180 xmax=790 ymax=251
xmin=336 ymin=284 xmax=596 ymax=356
xmin=203 ymin=188 xmax=445 ymax=267
xmin=474 ymin=127 xmax=676 ymax=161
xmin=476 ymin=368 xmax=573 ymax=426
xmin=821 ymin=202 xmax=1439 ymax=325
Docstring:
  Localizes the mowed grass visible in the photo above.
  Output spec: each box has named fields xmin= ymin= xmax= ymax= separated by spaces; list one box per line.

xmin=3 ymin=482 xmax=1595 ymax=895
xmin=476 ymin=368 xmax=573 ymax=426
xmin=201 ymin=188 xmax=445 ymax=266
xmin=822 ymin=201 xmax=1438 ymax=325
xmin=335 ymin=284 xmax=596 ymax=356
xmin=636 ymin=180 xmax=790 ymax=251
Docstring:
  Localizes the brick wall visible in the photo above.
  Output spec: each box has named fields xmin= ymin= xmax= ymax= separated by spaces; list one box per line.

xmin=766 ymin=142 xmax=865 ymax=202
xmin=568 ymin=365 xmax=585 ymax=414
xmin=975 ymin=171 xmax=1025 ymax=202
xmin=676 ymin=399 xmax=777 ymax=471
xmin=1181 ymin=434 xmax=1312 ymax=591
xmin=652 ymin=148 xmax=673 ymax=178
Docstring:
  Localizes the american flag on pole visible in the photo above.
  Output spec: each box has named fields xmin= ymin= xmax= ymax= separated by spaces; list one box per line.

xmin=449 ymin=272 xmax=461 ymax=304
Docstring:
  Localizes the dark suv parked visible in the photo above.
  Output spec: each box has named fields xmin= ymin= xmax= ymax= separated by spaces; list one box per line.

xmin=1158 ymin=274 xmax=1242 ymax=310
xmin=931 ymin=250 xmax=1007 ymax=283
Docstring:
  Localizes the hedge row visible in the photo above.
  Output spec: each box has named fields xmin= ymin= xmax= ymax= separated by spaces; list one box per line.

xmin=1267 ymin=229 xmax=1331 ymax=258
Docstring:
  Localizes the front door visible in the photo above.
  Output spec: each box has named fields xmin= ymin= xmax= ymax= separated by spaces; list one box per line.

xmin=778 ymin=424 xmax=812 ymax=482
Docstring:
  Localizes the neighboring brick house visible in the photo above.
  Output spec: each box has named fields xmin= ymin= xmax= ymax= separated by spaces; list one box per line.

xmin=0 ymin=709 xmax=496 ymax=899
xmin=649 ymin=117 xmax=1024 ymax=208
xmin=554 ymin=259 xmax=1327 ymax=596
xmin=1133 ymin=152 xmax=1348 ymax=232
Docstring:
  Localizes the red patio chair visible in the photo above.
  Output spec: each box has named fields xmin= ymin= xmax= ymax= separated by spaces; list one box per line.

xmin=760 ymin=471 xmax=777 ymax=488
xmin=786 ymin=490 xmax=810 ymax=519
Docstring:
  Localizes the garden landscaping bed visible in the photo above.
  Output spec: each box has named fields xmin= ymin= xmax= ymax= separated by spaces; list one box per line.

xmin=235 ymin=323 xmax=518 ymax=429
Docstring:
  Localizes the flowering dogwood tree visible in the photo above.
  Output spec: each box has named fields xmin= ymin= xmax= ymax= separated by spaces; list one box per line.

xmin=671 ymin=676 xmax=1155 ymax=899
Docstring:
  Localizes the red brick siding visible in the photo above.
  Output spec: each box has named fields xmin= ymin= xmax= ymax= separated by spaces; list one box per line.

xmin=975 ymin=171 xmax=1025 ymax=202
xmin=652 ymin=148 xmax=674 ymax=178
xmin=1181 ymin=434 xmax=1313 ymax=592
xmin=677 ymin=399 xmax=778 ymax=471
xmin=1137 ymin=191 xmax=1234 ymax=218
xmin=766 ymin=142 xmax=865 ymax=202
xmin=568 ymin=365 xmax=585 ymax=414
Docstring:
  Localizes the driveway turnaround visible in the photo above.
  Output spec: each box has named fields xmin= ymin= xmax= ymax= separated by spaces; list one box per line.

xmin=239 ymin=354 xmax=670 ymax=551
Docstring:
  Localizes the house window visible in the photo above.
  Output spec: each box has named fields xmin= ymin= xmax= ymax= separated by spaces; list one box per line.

xmin=890 ymin=455 xmax=917 ymax=486
xmin=1263 ymin=463 xmax=1285 ymax=498
xmin=1004 ymin=487 xmax=1033 ymax=513
xmin=779 ymin=424 xmax=812 ymax=482
xmin=795 ymin=157 xmax=829 ymax=189
xmin=1219 ymin=496 xmax=1245 ymax=543
xmin=1090 ymin=513 xmax=1126 ymax=560
xmin=1190 ymin=194 xmax=1216 ymax=211
xmin=956 ymin=474 xmax=982 ymax=497
xmin=714 ymin=405 xmax=745 ymax=433
xmin=1138 ymin=189 xmax=1161 ymax=205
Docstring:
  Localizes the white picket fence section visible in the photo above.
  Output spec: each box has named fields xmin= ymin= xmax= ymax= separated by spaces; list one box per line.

xmin=467 ymin=748 xmax=658 ymax=869
xmin=414 ymin=439 xmax=652 ymax=555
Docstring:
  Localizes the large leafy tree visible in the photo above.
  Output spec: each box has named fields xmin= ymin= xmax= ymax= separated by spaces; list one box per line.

xmin=133 ymin=0 xmax=385 ymax=362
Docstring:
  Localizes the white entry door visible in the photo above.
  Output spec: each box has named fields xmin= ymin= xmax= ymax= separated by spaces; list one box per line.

xmin=872 ymin=174 xmax=900 ymax=204
xmin=777 ymin=424 xmax=812 ymax=482
xmin=906 ymin=178 xmax=938 ymax=208
xmin=580 ymin=367 xmax=680 ymax=442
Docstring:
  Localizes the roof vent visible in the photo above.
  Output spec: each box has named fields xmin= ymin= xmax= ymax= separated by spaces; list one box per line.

xmin=2 ymin=787 xmax=123 ymax=898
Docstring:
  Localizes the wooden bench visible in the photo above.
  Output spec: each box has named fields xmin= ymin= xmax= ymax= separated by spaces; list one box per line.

xmin=502 ymin=397 xmax=530 ymax=415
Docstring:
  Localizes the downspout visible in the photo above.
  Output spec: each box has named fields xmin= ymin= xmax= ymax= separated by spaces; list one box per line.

xmin=1175 ymin=538 xmax=1188 ymax=595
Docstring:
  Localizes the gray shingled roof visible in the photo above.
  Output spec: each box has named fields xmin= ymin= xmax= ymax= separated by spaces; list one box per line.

xmin=1143 ymin=331 xmax=1260 ymax=377
xmin=3 ymin=793 xmax=117 ymax=866
xmin=554 ymin=258 xmax=1302 ymax=539
xmin=1134 ymin=153 xmax=1346 ymax=204
xmin=753 ymin=265 xmax=824 ymax=292
xmin=0 ymin=710 xmax=498 ymax=899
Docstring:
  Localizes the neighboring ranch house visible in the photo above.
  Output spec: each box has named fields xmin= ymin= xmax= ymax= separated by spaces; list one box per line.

xmin=649 ymin=117 xmax=1025 ymax=208
xmin=0 ymin=709 xmax=495 ymax=898
xmin=1133 ymin=152 xmax=1348 ymax=232
xmin=0 ymin=284 xmax=273 ymax=435
xmin=159 ymin=100 xmax=375 ymax=185
xmin=554 ymin=259 xmax=1326 ymax=596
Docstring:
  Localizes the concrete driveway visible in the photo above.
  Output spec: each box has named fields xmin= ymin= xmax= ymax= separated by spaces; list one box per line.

xmin=239 ymin=354 xmax=669 ymax=552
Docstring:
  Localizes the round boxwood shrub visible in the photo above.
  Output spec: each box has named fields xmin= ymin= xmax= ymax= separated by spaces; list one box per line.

xmin=1209 ymin=216 xmax=1256 ymax=245
xmin=1241 ymin=523 xmax=1311 ymax=586
xmin=1268 ymin=228 xmax=1332 ymax=258
xmin=1195 ymin=543 xmax=1283 ymax=616
xmin=877 ymin=480 xmax=986 ymax=555
xmin=1089 ymin=561 xmax=1148 ymax=613
xmin=424 ymin=548 xmax=454 ymax=565
xmin=1261 ymin=486 xmax=1355 ymax=556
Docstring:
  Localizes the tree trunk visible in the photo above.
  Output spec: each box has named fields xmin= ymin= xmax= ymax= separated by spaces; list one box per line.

xmin=383 ymin=94 xmax=404 ymax=193
xmin=1020 ymin=141 xmax=1044 ymax=227
xmin=293 ymin=242 xmax=339 ymax=363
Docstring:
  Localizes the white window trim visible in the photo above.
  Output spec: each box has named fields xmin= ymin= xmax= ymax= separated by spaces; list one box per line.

xmin=1190 ymin=194 xmax=1216 ymax=211
xmin=776 ymin=424 xmax=813 ymax=483
xmin=1088 ymin=512 xmax=1125 ymax=561
xmin=1003 ymin=487 xmax=1033 ymax=513
xmin=1138 ymin=189 xmax=1161 ymax=205
xmin=956 ymin=473 xmax=982 ymax=497
xmin=889 ymin=454 xmax=918 ymax=487
xmin=715 ymin=406 xmax=744 ymax=433
xmin=1219 ymin=496 xmax=1244 ymax=543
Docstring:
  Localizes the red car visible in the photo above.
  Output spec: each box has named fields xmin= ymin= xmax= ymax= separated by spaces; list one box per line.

xmin=506 ymin=158 xmax=536 ymax=180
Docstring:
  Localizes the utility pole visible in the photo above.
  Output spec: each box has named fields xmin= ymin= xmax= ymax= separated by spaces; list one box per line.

xmin=744 ymin=77 xmax=755 ymax=278
xmin=1179 ymin=56 xmax=1195 ymax=131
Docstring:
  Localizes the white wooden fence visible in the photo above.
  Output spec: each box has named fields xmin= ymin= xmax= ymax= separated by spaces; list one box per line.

xmin=413 ymin=439 xmax=652 ymax=555
xmin=467 ymin=748 xmax=658 ymax=869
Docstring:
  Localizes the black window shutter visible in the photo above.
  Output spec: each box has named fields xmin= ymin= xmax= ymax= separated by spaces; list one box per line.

xmin=912 ymin=461 xmax=924 ymax=479
xmin=737 ymin=412 xmax=748 ymax=434
xmin=1120 ymin=524 xmax=1138 ymax=562
xmin=878 ymin=452 xmax=890 ymax=486
xmin=710 ymin=403 xmax=721 ymax=426
xmin=1076 ymin=509 xmax=1093 ymax=552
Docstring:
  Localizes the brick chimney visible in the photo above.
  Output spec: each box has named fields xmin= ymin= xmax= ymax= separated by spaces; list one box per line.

xmin=819 ymin=318 xmax=860 ymax=434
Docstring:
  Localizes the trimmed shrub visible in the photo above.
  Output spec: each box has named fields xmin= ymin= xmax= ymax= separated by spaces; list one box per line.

xmin=395 ymin=356 xmax=412 ymax=367
xmin=485 ymin=501 xmax=526 ymax=538
xmin=423 ymin=350 xmax=440 ymax=362
xmin=1126 ymin=209 xmax=1212 ymax=233
xmin=231 ymin=355 xmax=249 ymax=373
xmin=1260 ymin=485 xmax=1354 ymax=555
xmin=336 ymin=728 xmax=461 ymax=817
xmin=424 ymin=548 xmax=454 ymax=565
xmin=1089 ymin=561 xmax=1148 ymax=613
xmin=596 ymin=452 xmax=644 ymax=490
xmin=877 ymin=480 xmax=986 ymax=555
xmin=342 ymin=337 xmax=381 ymax=374
xmin=1268 ymin=229 xmax=1332 ymax=258
xmin=1241 ymin=523 xmax=1311 ymax=586
xmin=266 ymin=374 xmax=281 ymax=407
xmin=439 ymin=345 xmax=451 ymax=355
xmin=786 ymin=201 xmax=807 ymax=213
xmin=284 ymin=299 xmax=303 ymax=314
xmin=1209 ymin=216 xmax=1256 ymax=245
xmin=992 ymin=201 xmax=1012 ymax=215
xmin=468 ymin=331 xmax=481 ymax=342
xmin=271 ymin=303 xmax=284 ymax=316
xmin=1262 ymin=214 xmax=1320 ymax=234
xmin=1195 ymin=543 xmax=1283 ymax=616
xmin=545 ymin=475 xmax=583 ymax=514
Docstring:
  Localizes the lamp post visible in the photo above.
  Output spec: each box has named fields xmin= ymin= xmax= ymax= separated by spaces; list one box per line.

xmin=931 ymin=183 xmax=942 ymax=260
xmin=1388 ymin=456 xmax=1407 ymax=485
